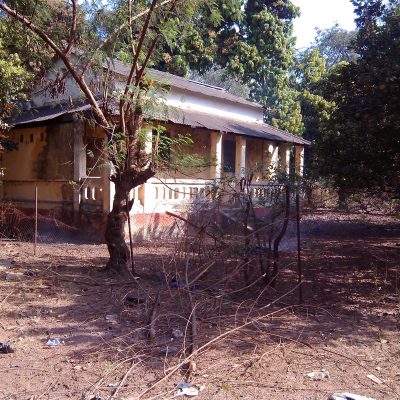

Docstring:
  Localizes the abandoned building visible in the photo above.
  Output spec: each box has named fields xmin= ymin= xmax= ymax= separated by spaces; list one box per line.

xmin=0 ymin=59 xmax=309 ymax=238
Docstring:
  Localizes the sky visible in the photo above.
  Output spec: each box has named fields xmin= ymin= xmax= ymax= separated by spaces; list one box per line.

xmin=292 ymin=0 xmax=357 ymax=49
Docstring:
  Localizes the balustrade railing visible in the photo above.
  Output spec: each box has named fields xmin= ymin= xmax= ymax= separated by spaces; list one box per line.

xmin=79 ymin=177 xmax=103 ymax=206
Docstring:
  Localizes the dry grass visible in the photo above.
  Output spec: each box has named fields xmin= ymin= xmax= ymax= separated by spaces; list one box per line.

xmin=0 ymin=209 xmax=399 ymax=400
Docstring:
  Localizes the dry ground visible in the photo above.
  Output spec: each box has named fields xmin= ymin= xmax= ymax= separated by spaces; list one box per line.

xmin=0 ymin=210 xmax=399 ymax=400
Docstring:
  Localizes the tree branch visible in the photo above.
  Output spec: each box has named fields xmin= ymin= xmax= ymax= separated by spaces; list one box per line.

xmin=81 ymin=0 xmax=173 ymax=76
xmin=125 ymin=0 xmax=159 ymax=94
xmin=65 ymin=0 xmax=77 ymax=55
xmin=0 ymin=2 xmax=109 ymax=129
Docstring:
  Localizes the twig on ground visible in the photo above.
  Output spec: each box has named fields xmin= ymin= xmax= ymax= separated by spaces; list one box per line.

xmin=148 ymin=289 xmax=161 ymax=340
xmin=138 ymin=284 xmax=303 ymax=398
xmin=109 ymin=359 xmax=137 ymax=399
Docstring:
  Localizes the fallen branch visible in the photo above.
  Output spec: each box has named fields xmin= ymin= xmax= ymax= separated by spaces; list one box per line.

xmin=147 ymin=289 xmax=161 ymax=340
xmin=138 ymin=283 xmax=303 ymax=399
xmin=185 ymin=259 xmax=197 ymax=355
xmin=109 ymin=359 xmax=137 ymax=399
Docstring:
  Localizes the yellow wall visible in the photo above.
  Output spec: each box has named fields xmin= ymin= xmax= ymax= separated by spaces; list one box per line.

xmin=1 ymin=123 xmax=75 ymax=211
xmin=157 ymin=124 xmax=212 ymax=180
xmin=245 ymin=137 xmax=266 ymax=181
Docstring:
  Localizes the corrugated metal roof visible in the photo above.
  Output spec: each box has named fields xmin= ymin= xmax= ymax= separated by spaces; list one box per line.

xmin=8 ymin=102 xmax=309 ymax=145
xmin=107 ymin=59 xmax=261 ymax=110
xmin=9 ymin=102 xmax=90 ymax=125
xmin=166 ymin=107 xmax=310 ymax=145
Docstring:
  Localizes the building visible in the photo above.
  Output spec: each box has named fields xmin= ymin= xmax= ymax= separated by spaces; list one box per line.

xmin=0 ymin=59 xmax=309 ymax=238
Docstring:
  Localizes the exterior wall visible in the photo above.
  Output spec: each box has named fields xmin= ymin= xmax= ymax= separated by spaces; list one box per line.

xmin=1 ymin=118 xmax=306 ymax=241
xmin=246 ymin=138 xmax=265 ymax=181
xmin=1 ymin=123 xmax=75 ymax=221
xmin=31 ymin=58 xmax=263 ymax=123
xmin=165 ymin=88 xmax=263 ymax=122
xmin=31 ymin=57 xmax=99 ymax=107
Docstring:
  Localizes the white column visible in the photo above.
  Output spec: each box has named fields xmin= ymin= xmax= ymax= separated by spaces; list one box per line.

xmin=140 ymin=127 xmax=154 ymax=213
xmin=101 ymin=162 xmax=112 ymax=213
xmin=73 ymin=118 xmax=86 ymax=218
xmin=295 ymin=146 xmax=305 ymax=176
xmin=210 ymin=132 xmax=222 ymax=180
xmin=279 ymin=143 xmax=291 ymax=174
xmin=263 ymin=141 xmax=279 ymax=179
xmin=235 ymin=136 xmax=246 ymax=178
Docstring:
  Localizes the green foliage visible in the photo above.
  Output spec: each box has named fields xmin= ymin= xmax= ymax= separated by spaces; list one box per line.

xmin=0 ymin=0 xmax=84 ymax=78
xmin=0 ymin=38 xmax=31 ymax=130
xmin=313 ymin=0 xmax=400 ymax=195
xmin=309 ymin=24 xmax=357 ymax=70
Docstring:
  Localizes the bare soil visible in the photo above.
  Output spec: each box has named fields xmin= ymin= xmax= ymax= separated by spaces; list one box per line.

xmin=0 ymin=210 xmax=399 ymax=400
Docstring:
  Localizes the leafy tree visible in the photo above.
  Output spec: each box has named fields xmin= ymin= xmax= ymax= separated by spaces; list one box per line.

xmin=314 ymin=0 xmax=400 ymax=196
xmin=293 ymin=49 xmax=334 ymax=174
xmin=0 ymin=0 xmax=206 ymax=275
xmin=219 ymin=0 xmax=302 ymax=134
xmin=310 ymin=24 xmax=357 ymax=70
xmin=0 ymin=37 xmax=31 ymax=150
xmin=101 ymin=0 xmax=303 ymax=134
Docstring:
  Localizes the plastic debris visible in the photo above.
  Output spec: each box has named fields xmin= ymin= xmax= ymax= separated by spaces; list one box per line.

xmin=5 ymin=272 xmax=24 ymax=281
xmin=175 ymin=381 xmax=199 ymax=397
xmin=105 ymin=314 xmax=119 ymax=323
xmin=46 ymin=338 xmax=64 ymax=347
xmin=328 ymin=393 xmax=376 ymax=400
xmin=23 ymin=270 xmax=35 ymax=277
xmin=307 ymin=370 xmax=330 ymax=380
xmin=0 ymin=260 xmax=12 ymax=269
xmin=0 ymin=342 xmax=15 ymax=354
xmin=172 ymin=328 xmax=184 ymax=339
xmin=176 ymin=381 xmax=192 ymax=389
xmin=366 ymin=374 xmax=384 ymax=384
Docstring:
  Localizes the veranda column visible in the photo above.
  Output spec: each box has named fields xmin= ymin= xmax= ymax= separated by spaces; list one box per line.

xmin=235 ymin=136 xmax=246 ymax=178
xmin=279 ymin=143 xmax=291 ymax=174
xmin=210 ymin=131 xmax=222 ymax=181
xmin=295 ymin=145 xmax=305 ymax=176
xmin=263 ymin=141 xmax=279 ymax=179
xmin=142 ymin=128 xmax=155 ymax=213
xmin=73 ymin=117 xmax=86 ymax=221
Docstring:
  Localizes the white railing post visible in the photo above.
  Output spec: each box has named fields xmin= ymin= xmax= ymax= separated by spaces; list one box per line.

xmin=73 ymin=117 xmax=86 ymax=220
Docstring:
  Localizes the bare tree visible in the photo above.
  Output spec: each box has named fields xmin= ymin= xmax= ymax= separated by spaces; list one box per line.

xmin=0 ymin=0 xmax=198 ymax=275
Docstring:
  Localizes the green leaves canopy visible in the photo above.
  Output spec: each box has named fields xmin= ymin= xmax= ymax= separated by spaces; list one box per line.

xmin=313 ymin=0 xmax=400 ymax=195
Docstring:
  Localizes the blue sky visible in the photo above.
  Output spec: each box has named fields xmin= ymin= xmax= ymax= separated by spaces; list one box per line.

xmin=292 ymin=0 xmax=356 ymax=49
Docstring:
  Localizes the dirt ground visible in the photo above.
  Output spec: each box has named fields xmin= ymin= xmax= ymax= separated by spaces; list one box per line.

xmin=0 ymin=210 xmax=399 ymax=400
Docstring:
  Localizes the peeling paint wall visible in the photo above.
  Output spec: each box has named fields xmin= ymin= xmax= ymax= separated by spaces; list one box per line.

xmin=1 ymin=123 xmax=75 ymax=221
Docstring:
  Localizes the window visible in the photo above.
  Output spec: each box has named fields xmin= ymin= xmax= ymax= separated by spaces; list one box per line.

xmin=223 ymin=138 xmax=236 ymax=173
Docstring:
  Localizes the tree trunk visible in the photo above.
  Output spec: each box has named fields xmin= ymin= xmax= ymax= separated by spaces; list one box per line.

xmin=104 ymin=107 xmax=155 ymax=275
xmin=105 ymin=183 xmax=132 ymax=275
xmin=271 ymin=185 xmax=291 ymax=286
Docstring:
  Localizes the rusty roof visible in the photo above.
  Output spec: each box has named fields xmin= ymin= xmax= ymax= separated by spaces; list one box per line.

xmin=166 ymin=107 xmax=310 ymax=145
xmin=107 ymin=60 xmax=261 ymax=110
xmin=9 ymin=102 xmax=309 ymax=145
